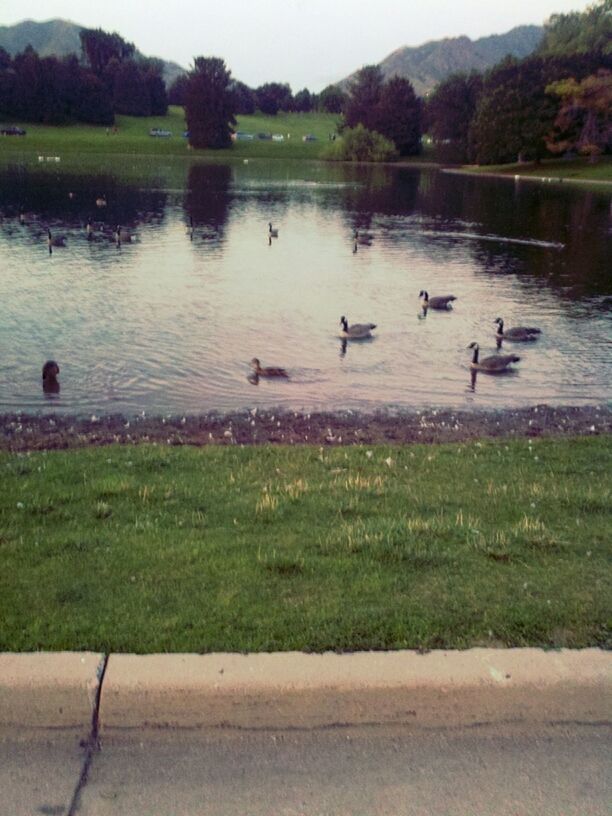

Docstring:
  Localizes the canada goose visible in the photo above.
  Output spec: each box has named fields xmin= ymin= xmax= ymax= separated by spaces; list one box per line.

xmin=468 ymin=342 xmax=520 ymax=372
xmin=420 ymin=290 xmax=457 ymax=310
xmin=95 ymin=196 xmax=107 ymax=208
xmin=42 ymin=360 xmax=60 ymax=394
xmin=250 ymin=358 xmax=289 ymax=378
xmin=494 ymin=317 xmax=541 ymax=342
xmin=353 ymin=230 xmax=372 ymax=245
xmin=268 ymin=222 xmax=279 ymax=237
xmin=47 ymin=229 xmax=66 ymax=253
xmin=114 ymin=225 xmax=133 ymax=245
xmin=339 ymin=316 xmax=377 ymax=339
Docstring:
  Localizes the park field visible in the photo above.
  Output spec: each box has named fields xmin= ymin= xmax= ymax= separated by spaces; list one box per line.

xmin=0 ymin=436 xmax=609 ymax=653
xmin=0 ymin=107 xmax=341 ymax=162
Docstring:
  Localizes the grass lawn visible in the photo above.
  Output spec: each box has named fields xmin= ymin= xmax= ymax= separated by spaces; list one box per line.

xmin=0 ymin=107 xmax=341 ymax=163
xmin=459 ymin=156 xmax=612 ymax=183
xmin=0 ymin=437 xmax=609 ymax=653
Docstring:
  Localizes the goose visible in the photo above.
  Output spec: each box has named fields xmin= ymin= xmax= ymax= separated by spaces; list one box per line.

xmin=468 ymin=342 xmax=520 ymax=373
xmin=114 ymin=225 xmax=133 ymax=245
xmin=353 ymin=230 xmax=372 ymax=245
xmin=339 ymin=316 xmax=377 ymax=339
xmin=42 ymin=360 xmax=60 ymax=394
xmin=268 ymin=222 xmax=279 ymax=238
xmin=47 ymin=229 xmax=66 ymax=253
xmin=250 ymin=358 xmax=289 ymax=378
xmin=420 ymin=290 xmax=457 ymax=310
xmin=494 ymin=317 xmax=541 ymax=342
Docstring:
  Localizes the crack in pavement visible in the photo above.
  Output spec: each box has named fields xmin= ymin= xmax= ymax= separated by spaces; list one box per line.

xmin=66 ymin=654 xmax=108 ymax=816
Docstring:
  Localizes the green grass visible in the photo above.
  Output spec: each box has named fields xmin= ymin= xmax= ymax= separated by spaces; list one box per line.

xmin=0 ymin=107 xmax=341 ymax=164
xmin=459 ymin=156 xmax=612 ymax=183
xmin=1 ymin=437 xmax=609 ymax=653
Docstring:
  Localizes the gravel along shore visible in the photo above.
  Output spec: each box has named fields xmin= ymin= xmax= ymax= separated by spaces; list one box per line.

xmin=1 ymin=404 xmax=610 ymax=452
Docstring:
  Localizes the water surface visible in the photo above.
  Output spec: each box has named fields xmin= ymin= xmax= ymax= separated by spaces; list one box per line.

xmin=0 ymin=159 xmax=610 ymax=414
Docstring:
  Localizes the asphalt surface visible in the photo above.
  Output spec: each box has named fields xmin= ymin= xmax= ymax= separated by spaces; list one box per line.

xmin=2 ymin=722 xmax=610 ymax=815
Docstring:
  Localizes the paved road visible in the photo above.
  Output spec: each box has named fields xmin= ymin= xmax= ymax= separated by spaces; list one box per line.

xmin=2 ymin=722 xmax=610 ymax=815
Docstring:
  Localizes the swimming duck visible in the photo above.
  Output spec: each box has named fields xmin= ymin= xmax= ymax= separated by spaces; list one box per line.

xmin=268 ymin=222 xmax=279 ymax=238
xmin=42 ymin=360 xmax=60 ymax=394
xmin=114 ymin=225 xmax=133 ymax=245
xmin=250 ymin=358 xmax=289 ymax=378
xmin=420 ymin=290 xmax=457 ymax=310
xmin=468 ymin=342 xmax=520 ymax=372
xmin=339 ymin=316 xmax=377 ymax=339
xmin=494 ymin=318 xmax=541 ymax=342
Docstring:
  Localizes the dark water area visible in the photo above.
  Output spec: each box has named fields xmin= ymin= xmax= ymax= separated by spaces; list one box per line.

xmin=0 ymin=159 xmax=610 ymax=415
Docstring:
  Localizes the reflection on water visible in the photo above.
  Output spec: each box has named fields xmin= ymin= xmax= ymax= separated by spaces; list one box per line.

xmin=0 ymin=160 xmax=610 ymax=415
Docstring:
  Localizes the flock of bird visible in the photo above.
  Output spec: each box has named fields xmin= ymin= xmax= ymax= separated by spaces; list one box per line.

xmin=11 ymin=202 xmax=543 ymax=392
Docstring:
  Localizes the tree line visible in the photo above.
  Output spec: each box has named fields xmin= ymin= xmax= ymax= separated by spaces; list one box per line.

xmin=426 ymin=0 xmax=611 ymax=164
xmin=0 ymin=27 xmax=167 ymax=126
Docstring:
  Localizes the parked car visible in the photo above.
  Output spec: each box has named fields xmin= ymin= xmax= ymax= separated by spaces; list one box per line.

xmin=257 ymin=132 xmax=272 ymax=141
xmin=272 ymin=134 xmax=285 ymax=142
xmin=231 ymin=131 xmax=255 ymax=141
xmin=149 ymin=128 xmax=172 ymax=137
xmin=1 ymin=126 xmax=26 ymax=136
xmin=302 ymin=134 xmax=317 ymax=142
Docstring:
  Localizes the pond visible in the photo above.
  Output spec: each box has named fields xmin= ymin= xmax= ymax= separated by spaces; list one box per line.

xmin=0 ymin=159 xmax=610 ymax=415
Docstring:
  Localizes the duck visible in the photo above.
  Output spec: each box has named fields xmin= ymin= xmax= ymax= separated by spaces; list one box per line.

xmin=494 ymin=317 xmax=541 ymax=342
xmin=353 ymin=230 xmax=373 ymax=245
xmin=268 ymin=222 xmax=279 ymax=238
xmin=468 ymin=342 xmax=520 ymax=372
xmin=42 ymin=360 xmax=60 ymax=394
xmin=250 ymin=358 xmax=289 ymax=378
xmin=420 ymin=290 xmax=457 ymax=310
xmin=47 ymin=229 xmax=66 ymax=253
xmin=339 ymin=316 xmax=377 ymax=339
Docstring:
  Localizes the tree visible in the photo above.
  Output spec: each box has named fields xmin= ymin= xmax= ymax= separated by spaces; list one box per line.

xmin=112 ymin=60 xmax=151 ymax=116
xmin=538 ymin=0 xmax=612 ymax=57
xmin=426 ymin=72 xmax=482 ymax=162
xmin=255 ymin=82 xmax=293 ymax=115
xmin=185 ymin=57 xmax=236 ymax=149
xmin=293 ymin=88 xmax=315 ymax=112
xmin=375 ymin=76 xmax=422 ymax=155
xmin=168 ymin=74 xmax=189 ymax=106
xmin=546 ymin=70 xmax=612 ymax=159
xmin=325 ymin=124 xmax=397 ymax=162
xmin=318 ymin=84 xmax=346 ymax=113
xmin=344 ymin=65 xmax=385 ymax=132
xmin=230 ymin=80 xmax=256 ymax=114
xmin=80 ymin=28 xmax=135 ymax=77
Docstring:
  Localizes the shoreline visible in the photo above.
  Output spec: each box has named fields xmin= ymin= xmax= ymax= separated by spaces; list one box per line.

xmin=442 ymin=166 xmax=612 ymax=187
xmin=1 ymin=404 xmax=610 ymax=452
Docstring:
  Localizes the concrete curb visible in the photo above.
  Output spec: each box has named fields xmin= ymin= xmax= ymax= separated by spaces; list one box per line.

xmin=100 ymin=648 xmax=611 ymax=731
xmin=0 ymin=652 xmax=103 ymax=730
xmin=1 ymin=649 xmax=609 ymax=732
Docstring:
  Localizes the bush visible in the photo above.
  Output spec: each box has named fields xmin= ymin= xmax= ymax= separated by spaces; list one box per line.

xmin=324 ymin=124 xmax=398 ymax=162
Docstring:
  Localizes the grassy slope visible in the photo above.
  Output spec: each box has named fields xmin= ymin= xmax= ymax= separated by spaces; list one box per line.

xmin=0 ymin=437 xmax=609 ymax=653
xmin=459 ymin=156 xmax=612 ymax=182
xmin=0 ymin=107 xmax=340 ymax=162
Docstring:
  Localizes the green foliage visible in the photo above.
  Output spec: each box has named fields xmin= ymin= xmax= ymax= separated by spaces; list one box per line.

xmin=325 ymin=124 xmax=398 ymax=162
xmin=80 ymin=27 xmax=135 ymax=76
xmin=538 ymin=0 xmax=612 ymax=57
xmin=185 ymin=57 xmax=237 ymax=149
xmin=0 ymin=437 xmax=609 ymax=652
xmin=318 ymin=84 xmax=346 ymax=113
xmin=344 ymin=65 xmax=385 ymax=132
xmin=255 ymin=82 xmax=293 ymax=115
xmin=546 ymin=70 xmax=612 ymax=158
xmin=426 ymin=72 xmax=482 ymax=163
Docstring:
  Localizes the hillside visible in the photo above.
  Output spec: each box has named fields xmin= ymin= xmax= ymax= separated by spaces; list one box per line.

xmin=342 ymin=25 xmax=544 ymax=96
xmin=0 ymin=18 xmax=185 ymax=88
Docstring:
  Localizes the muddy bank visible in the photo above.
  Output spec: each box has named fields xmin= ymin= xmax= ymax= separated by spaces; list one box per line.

xmin=0 ymin=405 xmax=610 ymax=452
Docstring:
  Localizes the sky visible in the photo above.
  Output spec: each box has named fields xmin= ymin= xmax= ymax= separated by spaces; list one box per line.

xmin=1 ymin=0 xmax=591 ymax=91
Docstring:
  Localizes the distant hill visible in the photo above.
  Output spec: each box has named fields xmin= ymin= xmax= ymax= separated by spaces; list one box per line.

xmin=341 ymin=25 xmax=544 ymax=96
xmin=0 ymin=18 xmax=186 ymax=88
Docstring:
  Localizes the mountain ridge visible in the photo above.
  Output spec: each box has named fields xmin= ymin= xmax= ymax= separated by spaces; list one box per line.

xmin=0 ymin=18 xmax=185 ymax=89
